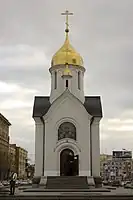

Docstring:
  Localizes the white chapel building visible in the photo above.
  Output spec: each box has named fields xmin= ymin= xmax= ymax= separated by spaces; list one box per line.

xmin=33 ymin=12 xmax=103 ymax=178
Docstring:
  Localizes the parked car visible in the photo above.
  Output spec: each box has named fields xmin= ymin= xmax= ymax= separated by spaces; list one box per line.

xmin=0 ymin=182 xmax=3 ymax=188
xmin=27 ymin=179 xmax=32 ymax=184
xmin=2 ymin=181 xmax=9 ymax=186
xmin=124 ymin=182 xmax=133 ymax=189
xmin=102 ymin=180 xmax=108 ymax=186
xmin=124 ymin=181 xmax=131 ymax=186
xmin=121 ymin=181 xmax=125 ymax=186
xmin=20 ymin=180 xmax=29 ymax=185
xmin=111 ymin=180 xmax=121 ymax=187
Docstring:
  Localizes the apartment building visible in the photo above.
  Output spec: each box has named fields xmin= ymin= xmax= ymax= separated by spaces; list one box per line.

xmin=0 ymin=113 xmax=11 ymax=180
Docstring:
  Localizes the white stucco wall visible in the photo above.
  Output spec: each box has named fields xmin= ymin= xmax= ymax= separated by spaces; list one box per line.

xmin=91 ymin=117 xmax=101 ymax=177
xmin=34 ymin=118 xmax=44 ymax=176
xmin=43 ymin=91 xmax=91 ymax=176
xmin=50 ymin=65 xmax=85 ymax=104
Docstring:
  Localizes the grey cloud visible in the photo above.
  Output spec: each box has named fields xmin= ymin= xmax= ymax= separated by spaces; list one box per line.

xmin=100 ymin=130 xmax=133 ymax=154
xmin=0 ymin=66 xmax=51 ymax=93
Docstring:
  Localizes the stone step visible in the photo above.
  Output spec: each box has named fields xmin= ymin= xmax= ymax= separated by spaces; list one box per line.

xmin=47 ymin=186 xmax=89 ymax=189
xmin=46 ymin=176 xmax=89 ymax=189
xmin=47 ymin=177 xmax=87 ymax=181
xmin=47 ymin=180 xmax=87 ymax=183
xmin=47 ymin=181 xmax=88 ymax=184
xmin=48 ymin=176 xmax=86 ymax=180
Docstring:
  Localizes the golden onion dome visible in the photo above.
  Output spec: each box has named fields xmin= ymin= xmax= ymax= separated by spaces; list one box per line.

xmin=51 ymin=31 xmax=84 ymax=67
xmin=62 ymin=64 xmax=72 ymax=77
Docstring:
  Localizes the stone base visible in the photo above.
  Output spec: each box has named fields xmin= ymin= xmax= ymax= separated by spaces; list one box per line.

xmin=46 ymin=176 xmax=89 ymax=189
xmin=32 ymin=176 xmax=47 ymax=188
xmin=93 ymin=176 xmax=102 ymax=188
xmin=39 ymin=176 xmax=47 ymax=188
xmin=87 ymin=176 xmax=95 ymax=188
xmin=32 ymin=176 xmax=101 ymax=189
xmin=32 ymin=176 xmax=41 ymax=188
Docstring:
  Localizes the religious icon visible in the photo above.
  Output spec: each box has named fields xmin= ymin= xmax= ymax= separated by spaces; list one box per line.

xmin=58 ymin=122 xmax=76 ymax=140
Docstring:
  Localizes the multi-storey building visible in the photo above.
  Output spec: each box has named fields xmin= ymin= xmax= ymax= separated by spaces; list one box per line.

xmin=8 ymin=144 xmax=28 ymax=179
xmin=112 ymin=151 xmax=132 ymax=181
xmin=100 ymin=150 xmax=133 ymax=181
xmin=100 ymin=154 xmax=112 ymax=180
xmin=0 ymin=113 xmax=11 ymax=180
xmin=9 ymin=144 xmax=17 ymax=175
xmin=16 ymin=146 xmax=28 ymax=179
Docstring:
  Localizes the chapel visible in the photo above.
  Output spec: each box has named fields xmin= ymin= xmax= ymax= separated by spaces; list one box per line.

xmin=33 ymin=11 xmax=102 ymax=178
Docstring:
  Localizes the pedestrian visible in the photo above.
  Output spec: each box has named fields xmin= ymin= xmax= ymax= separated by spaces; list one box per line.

xmin=10 ymin=172 xmax=17 ymax=195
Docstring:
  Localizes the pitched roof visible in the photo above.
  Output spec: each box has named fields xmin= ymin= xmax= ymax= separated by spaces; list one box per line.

xmin=32 ymin=96 xmax=102 ymax=118
xmin=84 ymin=96 xmax=103 ymax=117
xmin=32 ymin=96 xmax=51 ymax=117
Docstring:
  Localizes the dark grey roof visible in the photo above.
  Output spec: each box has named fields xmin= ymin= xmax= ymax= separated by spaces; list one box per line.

xmin=32 ymin=96 xmax=102 ymax=118
xmin=84 ymin=96 xmax=103 ymax=117
xmin=32 ymin=96 xmax=51 ymax=117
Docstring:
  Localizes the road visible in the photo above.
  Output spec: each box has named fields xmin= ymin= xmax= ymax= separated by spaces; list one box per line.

xmin=1 ymin=185 xmax=133 ymax=196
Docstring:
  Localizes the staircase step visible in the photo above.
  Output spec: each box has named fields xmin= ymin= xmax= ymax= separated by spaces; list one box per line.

xmin=46 ymin=176 xmax=89 ymax=189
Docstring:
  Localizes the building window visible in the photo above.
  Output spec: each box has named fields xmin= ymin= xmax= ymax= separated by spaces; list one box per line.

xmin=58 ymin=122 xmax=76 ymax=141
xmin=78 ymin=71 xmax=81 ymax=90
xmin=72 ymin=58 xmax=76 ymax=64
xmin=54 ymin=71 xmax=57 ymax=89
xmin=66 ymin=80 xmax=68 ymax=88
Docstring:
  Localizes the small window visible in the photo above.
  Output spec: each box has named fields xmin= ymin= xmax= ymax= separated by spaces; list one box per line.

xmin=78 ymin=71 xmax=81 ymax=90
xmin=54 ymin=71 xmax=57 ymax=89
xmin=66 ymin=80 xmax=68 ymax=88
xmin=72 ymin=59 xmax=76 ymax=64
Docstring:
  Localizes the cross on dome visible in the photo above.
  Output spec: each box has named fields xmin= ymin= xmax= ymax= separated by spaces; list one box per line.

xmin=61 ymin=10 xmax=73 ymax=33
xmin=51 ymin=10 xmax=84 ymax=68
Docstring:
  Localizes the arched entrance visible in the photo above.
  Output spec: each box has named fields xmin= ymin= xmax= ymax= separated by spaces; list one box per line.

xmin=60 ymin=148 xmax=79 ymax=176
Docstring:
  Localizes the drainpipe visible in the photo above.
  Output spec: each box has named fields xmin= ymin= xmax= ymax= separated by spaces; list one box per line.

xmin=40 ymin=117 xmax=45 ymax=177
xmin=90 ymin=117 xmax=94 ymax=176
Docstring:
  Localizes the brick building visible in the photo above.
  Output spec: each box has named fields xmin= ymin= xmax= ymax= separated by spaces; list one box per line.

xmin=9 ymin=144 xmax=17 ymax=175
xmin=0 ymin=113 xmax=11 ymax=180
xmin=16 ymin=146 xmax=28 ymax=179
xmin=8 ymin=144 xmax=28 ymax=179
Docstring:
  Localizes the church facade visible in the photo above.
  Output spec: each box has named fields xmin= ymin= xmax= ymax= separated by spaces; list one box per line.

xmin=33 ymin=12 xmax=102 ymax=178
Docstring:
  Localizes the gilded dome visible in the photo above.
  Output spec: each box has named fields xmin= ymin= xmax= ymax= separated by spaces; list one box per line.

xmin=62 ymin=64 xmax=72 ymax=77
xmin=51 ymin=34 xmax=84 ymax=67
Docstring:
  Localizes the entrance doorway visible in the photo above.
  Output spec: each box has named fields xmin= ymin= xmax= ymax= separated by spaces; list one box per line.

xmin=60 ymin=148 xmax=79 ymax=176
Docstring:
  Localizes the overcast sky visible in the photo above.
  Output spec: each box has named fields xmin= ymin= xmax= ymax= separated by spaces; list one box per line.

xmin=0 ymin=0 xmax=133 ymax=162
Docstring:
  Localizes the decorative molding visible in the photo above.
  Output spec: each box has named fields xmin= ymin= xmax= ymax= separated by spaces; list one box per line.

xmin=56 ymin=139 xmax=81 ymax=175
xmin=55 ymin=117 xmax=80 ymax=143
xmin=88 ymin=114 xmax=93 ymax=121
xmin=92 ymin=117 xmax=101 ymax=124
xmin=34 ymin=117 xmax=43 ymax=124
xmin=49 ymin=64 xmax=85 ymax=73
xmin=54 ymin=138 xmax=81 ymax=153
xmin=55 ymin=116 xmax=79 ymax=131
xmin=45 ymin=89 xmax=87 ymax=121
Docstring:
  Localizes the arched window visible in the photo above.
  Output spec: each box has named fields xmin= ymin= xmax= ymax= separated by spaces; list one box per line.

xmin=78 ymin=71 xmax=81 ymax=90
xmin=54 ymin=71 xmax=57 ymax=89
xmin=58 ymin=122 xmax=76 ymax=141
